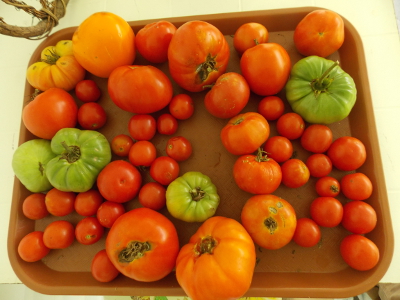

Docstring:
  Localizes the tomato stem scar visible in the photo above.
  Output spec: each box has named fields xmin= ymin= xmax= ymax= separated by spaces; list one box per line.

xmin=118 ymin=241 xmax=151 ymax=263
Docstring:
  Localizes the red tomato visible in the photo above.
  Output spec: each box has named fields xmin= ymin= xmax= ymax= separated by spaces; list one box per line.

xmin=281 ymin=159 xmax=310 ymax=188
xmin=111 ymin=134 xmax=134 ymax=157
xmin=306 ymin=153 xmax=333 ymax=178
xmin=300 ymin=124 xmax=333 ymax=153
xmin=45 ymin=188 xmax=76 ymax=216
xmin=166 ymin=136 xmax=192 ymax=162
xmin=128 ymin=114 xmax=157 ymax=141
xmin=96 ymin=201 xmax=125 ymax=228
xmin=168 ymin=20 xmax=230 ymax=92
xmin=91 ymin=249 xmax=120 ymax=283
xmin=75 ymin=79 xmax=101 ymax=102
xmin=75 ymin=216 xmax=104 ymax=245
xmin=157 ymin=113 xmax=178 ymax=135
xmin=75 ymin=189 xmax=104 ymax=216
xmin=340 ymin=172 xmax=373 ymax=201
xmin=135 ymin=21 xmax=177 ymax=63
xmin=22 ymin=88 xmax=78 ymax=139
xmin=276 ymin=112 xmax=305 ymax=140
xmin=169 ymin=94 xmax=194 ymax=120
xmin=340 ymin=234 xmax=379 ymax=271
xmin=108 ymin=65 xmax=173 ymax=114
xmin=263 ymin=135 xmax=293 ymax=163
xmin=341 ymin=201 xmax=377 ymax=234
xmin=77 ymin=102 xmax=107 ymax=130
xmin=43 ymin=220 xmax=75 ymax=249
xmin=233 ymin=22 xmax=269 ymax=55
xmin=315 ymin=176 xmax=340 ymax=197
xmin=22 ymin=193 xmax=49 ymax=220
xmin=106 ymin=208 xmax=180 ymax=282
xmin=240 ymin=43 xmax=291 ymax=96
xmin=220 ymin=112 xmax=270 ymax=155
xmin=97 ymin=160 xmax=142 ymax=203
xmin=138 ymin=182 xmax=167 ymax=211
xmin=204 ymin=72 xmax=250 ymax=119
xmin=150 ymin=156 xmax=180 ymax=186
xmin=257 ymin=96 xmax=285 ymax=121
xmin=292 ymin=218 xmax=321 ymax=248
xmin=128 ymin=140 xmax=157 ymax=167
xmin=310 ymin=196 xmax=343 ymax=227
xmin=327 ymin=136 xmax=367 ymax=171
xmin=18 ymin=231 xmax=50 ymax=262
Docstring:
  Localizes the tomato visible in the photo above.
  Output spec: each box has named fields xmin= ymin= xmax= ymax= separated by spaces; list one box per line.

xmin=75 ymin=189 xmax=104 ymax=216
xmin=43 ymin=220 xmax=75 ymax=249
xmin=18 ymin=231 xmax=50 ymax=262
xmin=276 ymin=112 xmax=305 ymax=140
xmin=300 ymin=124 xmax=333 ymax=153
xmin=340 ymin=234 xmax=379 ymax=271
xmin=97 ymin=160 xmax=142 ymax=203
xmin=263 ymin=135 xmax=293 ymax=163
xmin=128 ymin=114 xmax=157 ymax=141
xmin=45 ymin=188 xmax=76 ymax=216
xmin=240 ymin=42 xmax=291 ymax=96
xmin=138 ymin=182 xmax=166 ymax=211
xmin=204 ymin=72 xmax=250 ymax=119
xmin=310 ymin=196 xmax=343 ymax=227
xmin=157 ymin=113 xmax=178 ymax=135
xmin=72 ymin=12 xmax=135 ymax=78
xmin=166 ymin=136 xmax=192 ymax=162
xmin=150 ymin=156 xmax=180 ymax=186
xmin=327 ymin=136 xmax=367 ymax=171
xmin=294 ymin=9 xmax=344 ymax=57
xmin=233 ymin=22 xmax=269 ymax=55
xmin=77 ymin=102 xmax=107 ymax=130
xmin=75 ymin=79 xmax=101 ymax=102
xmin=91 ymin=249 xmax=120 ymax=283
xmin=106 ymin=208 xmax=180 ymax=282
xmin=257 ymin=95 xmax=285 ymax=121
xmin=233 ymin=148 xmax=282 ymax=194
xmin=22 ymin=193 xmax=49 ymax=220
xmin=168 ymin=20 xmax=230 ymax=92
xmin=341 ymin=201 xmax=377 ymax=234
xmin=96 ymin=201 xmax=125 ymax=228
xmin=75 ymin=216 xmax=104 ymax=245
xmin=315 ymin=176 xmax=340 ymax=197
xmin=176 ymin=216 xmax=256 ymax=300
xmin=135 ymin=20 xmax=177 ymax=63
xmin=340 ymin=172 xmax=373 ymax=201
xmin=281 ymin=159 xmax=310 ymax=188
xmin=128 ymin=140 xmax=157 ymax=167
xmin=292 ymin=218 xmax=321 ymax=248
xmin=220 ymin=112 xmax=270 ymax=155
xmin=169 ymin=94 xmax=194 ymax=120
xmin=306 ymin=153 xmax=333 ymax=178
xmin=22 ymin=88 xmax=78 ymax=140
xmin=111 ymin=134 xmax=134 ymax=157
xmin=241 ymin=194 xmax=297 ymax=250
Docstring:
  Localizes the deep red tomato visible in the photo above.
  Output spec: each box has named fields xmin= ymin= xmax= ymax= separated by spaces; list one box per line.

xmin=106 ymin=208 xmax=180 ymax=282
xmin=300 ymin=124 xmax=333 ymax=153
xmin=74 ymin=189 xmax=104 ymax=216
xmin=77 ymin=102 xmax=107 ymax=130
xmin=169 ymin=94 xmax=194 ymax=120
xmin=108 ymin=65 xmax=173 ymax=114
xmin=18 ymin=231 xmax=50 ymax=262
xmin=281 ymin=158 xmax=310 ymax=188
xmin=45 ymin=188 xmax=76 ymax=216
xmin=43 ymin=220 xmax=75 ymax=249
xmin=22 ymin=87 xmax=78 ymax=139
xmin=340 ymin=172 xmax=373 ymax=201
xmin=341 ymin=201 xmax=377 ymax=234
xmin=276 ymin=112 xmax=305 ymax=140
xmin=166 ymin=136 xmax=192 ymax=162
xmin=96 ymin=201 xmax=126 ymax=228
xmin=128 ymin=114 xmax=157 ymax=141
xmin=204 ymin=72 xmax=250 ymax=119
xmin=97 ymin=160 xmax=142 ymax=203
xmin=257 ymin=96 xmax=285 ymax=121
xmin=150 ymin=156 xmax=180 ymax=186
xmin=135 ymin=20 xmax=177 ymax=63
xmin=138 ymin=182 xmax=167 ymax=211
xmin=306 ymin=153 xmax=333 ymax=178
xmin=91 ymin=249 xmax=120 ymax=283
xmin=315 ymin=176 xmax=340 ymax=197
xmin=75 ymin=216 xmax=104 ymax=245
xmin=263 ymin=135 xmax=293 ymax=163
xmin=22 ymin=193 xmax=49 ymax=220
xmin=75 ymin=79 xmax=101 ymax=102
xmin=340 ymin=234 xmax=379 ymax=271
xmin=157 ymin=113 xmax=178 ymax=135
xmin=111 ymin=134 xmax=134 ymax=157
xmin=310 ymin=196 xmax=343 ymax=227
xmin=233 ymin=22 xmax=269 ymax=55
xmin=292 ymin=218 xmax=321 ymax=248
xmin=327 ymin=136 xmax=367 ymax=171
xmin=128 ymin=140 xmax=157 ymax=167
xmin=168 ymin=20 xmax=230 ymax=92
xmin=240 ymin=43 xmax=291 ymax=96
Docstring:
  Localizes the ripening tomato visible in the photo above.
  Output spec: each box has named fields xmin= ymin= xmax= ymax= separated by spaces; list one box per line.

xmin=340 ymin=234 xmax=379 ymax=271
xmin=138 ymin=182 xmax=167 ymax=211
xmin=45 ymin=188 xmax=76 ymax=216
xmin=276 ymin=112 xmax=305 ymax=140
xmin=22 ymin=193 xmax=48 ymax=220
xmin=150 ymin=156 xmax=180 ymax=185
xmin=263 ymin=135 xmax=293 ymax=163
xmin=327 ymin=136 xmax=367 ymax=171
xmin=128 ymin=114 xmax=157 ymax=141
xmin=75 ymin=216 xmax=104 ymax=245
xmin=169 ymin=94 xmax=194 ymax=120
xmin=128 ymin=140 xmax=157 ymax=167
xmin=281 ymin=159 xmax=310 ymax=188
xmin=157 ymin=113 xmax=178 ymax=135
xmin=340 ymin=172 xmax=373 ymax=201
xmin=91 ymin=249 xmax=120 ymax=283
xmin=341 ymin=201 xmax=377 ymax=234
xmin=77 ymin=102 xmax=107 ymax=130
xmin=43 ymin=220 xmax=75 ymax=249
xmin=111 ymin=134 xmax=134 ymax=157
xmin=96 ymin=201 xmax=125 ymax=228
xmin=300 ymin=124 xmax=333 ymax=153
xmin=18 ymin=231 xmax=50 ymax=262
xmin=315 ymin=176 xmax=340 ymax=197
xmin=233 ymin=22 xmax=269 ymax=55
xmin=75 ymin=80 xmax=101 ymax=102
xmin=166 ymin=136 xmax=192 ymax=162
xmin=257 ymin=96 xmax=285 ymax=121
xmin=74 ymin=189 xmax=104 ymax=216
xmin=310 ymin=196 xmax=343 ymax=227
xmin=292 ymin=218 xmax=321 ymax=248
xmin=306 ymin=153 xmax=333 ymax=178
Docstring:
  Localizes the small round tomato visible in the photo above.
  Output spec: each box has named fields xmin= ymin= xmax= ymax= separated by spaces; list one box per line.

xmin=233 ymin=22 xmax=269 ymax=55
xmin=300 ymin=124 xmax=333 ymax=153
xmin=169 ymin=94 xmax=194 ymax=120
xmin=43 ymin=220 xmax=75 ymax=249
xmin=18 ymin=231 xmax=50 ymax=262
xmin=257 ymin=96 xmax=285 ymax=121
xmin=138 ymin=182 xmax=167 ymax=211
xmin=281 ymin=159 xmax=310 ymax=188
xmin=315 ymin=176 xmax=340 ymax=197
xmin=340 ymin=234 xmax=379 ymax=271
xmin=166 ymin=136 xmax=192 ymax=162
xmin=157 ymin=113 xmax=178 ymax=135
xmin=310 ymin=196 xmax=343 ymax=227
xmin=75 ymin=80 xmax=101 ymax=102
xmin=91 ymin=249 xmax=120 ymax=283
xmin=22 ymin=193 xmax=49 ymax=220
xmin=75 ymin=216 xmax=104 ymax=245
xmin=306 ymin=153 xmax=333 ymax=177
xmin=128 ymin=114 xmax=157 ymax=141
xmin=340 ymin=172 xmax=373 ymax=201
xmin=45 ymin=188 xmax=76 ymax=216
xmin=150 ymin=156 xmax=180 ymax=186
xmin=292 ymin=218 xmax=321 ymax=248
xmin=263 ymin=135 xmax=293 ymax=163
xmin=75 ymin=189 xmax=104 ymax=216
xmin=327 ymin=136 xmax=367 ymax=171
xmin=77 ymin=102 xmax=107 ymax=130
xmin=111 ymin=134 xmax=134 ymax=157
xmin=276 ymin=112 xmax=305 ymax=140
xmin=128 ymin=140 xmax=157 ymax=167
xmin=341 ymin=201 xmax=377 ymax=234
xmin=96 ymin=201 xmax=126 ymax=228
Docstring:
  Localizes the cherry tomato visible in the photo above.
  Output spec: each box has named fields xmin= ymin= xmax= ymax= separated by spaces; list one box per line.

xmin=315 ymin=176 xmax=340 ymax=197
xmin=263 ymin=135 xmax=293 ymax=163
xmin=292 ymin=218 xmax=321 ymax=248
xmin=91 ymin=249 xmax=120 ymax=282
xmin=75 ymin=79 xmax=101 ymax=102
xmin=300 ymin=124 xmax=333 ymax=153
xmin=257 ymin=96 xmax=285 ymax=121
xmin=128 ymin=140 xmax=157 ymax=167
xmin=43 ymin=220 xmax=75 ymax=249
xmin=75 ymin=189 xmax=104 ymax=216
xmin=169 ymin=94 xmax=194 ymax=120
xmin=276 ymin=112 xmax=305 ymax=140
xmin=310 ymin=196 xmax=343 ymax=227
xmin=45 ymin=188 xmax=76 ymax=216
xmin=340 ymin=172 xmax=373 ymax=201
xmin=341 ymin=201 xmax=377 ymax=234
xmin=150 ymin=156 xmax=180 ymax=185
xmin=128 ymin=114 xmax=157 ymax=141
xmin=18 ymin=231 xmax=50 ymax=262
xmin=22 ymin=193 xmax=49 ymax=220
xmin=157 ymin=113 xmax=178 ymax=135
xmin=306 ymin=153 xmax=333 ymax=178
xmin=233 ymin=22 xmax=269 ymax=55
xmin=77 ymin=102 xmax=107 ymax=130
xmin=75 ymin=216 xmax=104 ymax=245
xmin=281 ymin=159 xmax=310 ymax=188
xmin=111 ymin=134 xmax=134 ymax=157
xmin=96 ymin=201 xmax=126 ymax=228
xmin=327 ymin=136 xmax=366 ymax=171
xmin=340 ymin=234 xmax=379 ymax=271
xmin=138 ymin=182 xmax=167 ymax=211
xmin=166 ymin=136 xmax=192 ymax=162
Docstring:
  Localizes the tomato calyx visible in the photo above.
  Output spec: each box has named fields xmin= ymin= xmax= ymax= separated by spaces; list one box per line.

xmin=310 ymin=60 xmax=339 ymax=97
xmin=255 ymin=148 xmax=271 ymax=163
xmin=60 ymin=142 xmax=81 ymax=163
xmin=118 ymin=241 xmax=151 ymax=263
xmin=194 ymin=236 xmax=218 ymax=256
xmin=264 ymin=216 xmax=278 ymax=234
xmin=41 ymin=49 xmax=60 ymax=65
xmin=196 ymin=53 xmax=218 ymax=83
xmin=190 ymin=187 xmax=206 ymax=201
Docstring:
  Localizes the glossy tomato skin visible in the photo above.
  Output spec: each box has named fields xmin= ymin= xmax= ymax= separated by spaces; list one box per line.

xmin=169 ymin=94 xmax=194 ymax=120
xmin=300 ymin=124 xmax=333 ymax=153
xmin=327 ymin=136 xmax=367 ymax=171
xmin=276 ymin=112 xmax=305 ymax=140
xmin=111 ymin=134 xmax=134 ymax=157
xmin=75 ymin=80 xmax=101 ymax=102
xmin=77 ymin=102 xmax=107 ymax=130
xmin=128 ymin=114 xmax=157 ymax=141
xmin=74 ymin=189 xmax=104 ymax=216
xmin=263 ymin=136 xmax=293 ymax=163
xmin=138 ymin=182 xmax=167 ymax=211
xmin=292 ymin=218 xmax=321 ymax=248
xmin=75 ymin=217 xmax=104 ymax=245
xmin=157 ymin=113 xmax=178 ymax=135
xmin=106 ymin=208 xmax=180 ymax=282
xmin=340 ymin=172 xmax=373 ymax=201
xmin=22 ymin=193 xmax=48 ymax=220
xmin=233 ymin=22 xmax=269 ymax=55
xmin=166 ymin=136 xmax=192 ymax=162
xmin=257 ymin=96 xmax=285 ymax=121
xmin=281 ymin=159 xmax=310 ymax=188
xmin=18 ymin=231 xmax=50 ymax=262
xmin=341 ymin=201 xmax=377 ymax=234
xmin=168 ymin=20 xmax=230 ymax=92
xmin=45 ymin=188 xmax=76 ymax=217
xmin=43 ymin=220 xmax=75 ymax=249
xmin=340 ymin=234 xmax=379 ymax=271
xmin=91 ymin=249 xmax=120 ymax=283
xmin=315 ymin=176 xmax=340 ymax=197
xmin=150 ymin=156 xmax=180 ymax=186
xmin=128 ymin=140 xmax=157 ymax=167
xmin=310 ymin=196 xmax=343 ymax=227
xmin=306 ymin=153 xmax=333 ymax=178
xmin=96 ymin=201 xmax=125 ymax=228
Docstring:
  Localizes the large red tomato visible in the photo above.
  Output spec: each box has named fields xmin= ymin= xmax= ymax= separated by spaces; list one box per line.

xmin=168 ymin=20 xmax=230 ymax=92
xmin=106 ymin=207 xmax=180 ymax=282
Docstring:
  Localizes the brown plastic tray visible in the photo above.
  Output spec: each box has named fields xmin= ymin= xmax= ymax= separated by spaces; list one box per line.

xmin=8 ymin=7 xmax=394 ymax=298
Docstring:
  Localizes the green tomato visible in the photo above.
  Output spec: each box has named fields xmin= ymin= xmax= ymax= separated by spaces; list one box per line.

xmin=166 ymin=171 xmax=220 ymax=222
xmin=12 ymin=139 xmax=56 ymax=193
xmin=46 ymin=128 xmax=111 ymax=192
xmin=285 ymin=56 xmax=357 ymax=124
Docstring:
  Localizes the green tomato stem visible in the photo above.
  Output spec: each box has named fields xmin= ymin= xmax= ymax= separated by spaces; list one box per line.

xmin=255 ymin=147 xmax=271 ymax=163
xmin=190 ymin=187 xmax=206 ymax=201
xmin=41 ymin=48 xmax=60 ymax=65
xmin=60 ymin=141 xmax=81 ymax=163
xmin=311 ymin=60 xmax=340 ymax=96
